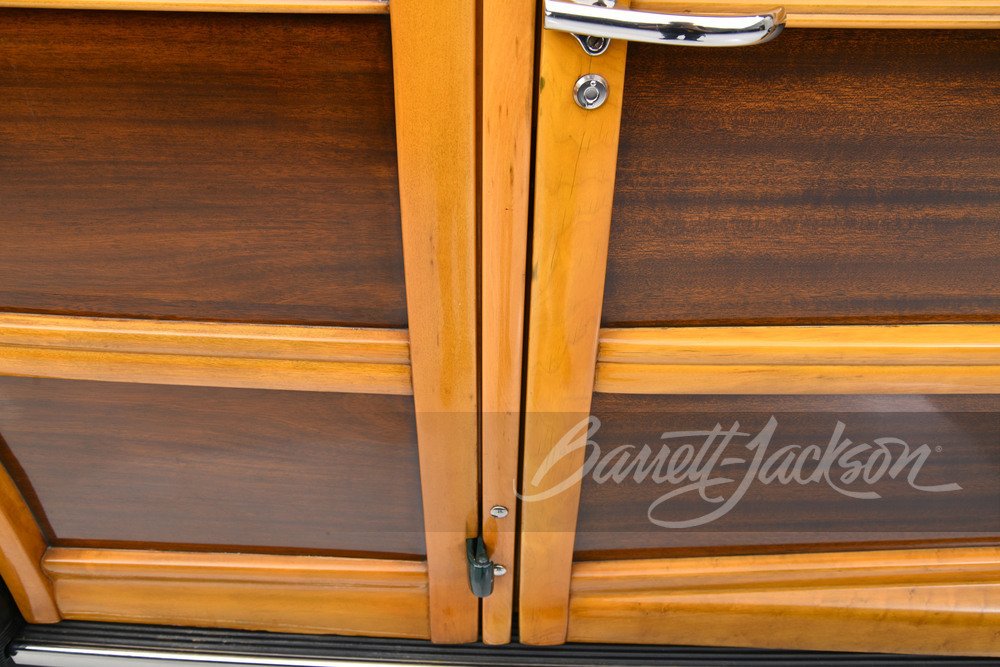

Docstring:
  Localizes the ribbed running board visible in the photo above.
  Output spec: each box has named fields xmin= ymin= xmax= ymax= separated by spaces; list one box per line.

xmin=8 ymin=622 xmax=996 ymax=667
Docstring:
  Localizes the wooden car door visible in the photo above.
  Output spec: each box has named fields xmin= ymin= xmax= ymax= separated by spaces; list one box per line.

xmin=0 ymin=0 xmax=480 ymax=644
xmin=516 ymin=1 xmax=1000 ymax=655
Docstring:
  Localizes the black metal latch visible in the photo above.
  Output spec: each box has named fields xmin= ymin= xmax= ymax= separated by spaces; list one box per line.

xmin=466 ymin=535 xmax=505 ymax=598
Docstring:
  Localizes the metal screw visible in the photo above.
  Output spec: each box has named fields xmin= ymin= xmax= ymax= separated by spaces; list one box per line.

xmin=492 ymin=564 xmax=507 ymax=577
xmin=572 ymin=33 xmax=611 ymax=56
xmin=489 ymin=505 xmax=509 ymax=519
xmin=573 ymin=74 xmax=609 ymax=110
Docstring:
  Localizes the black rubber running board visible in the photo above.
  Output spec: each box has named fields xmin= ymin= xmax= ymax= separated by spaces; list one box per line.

xmin=7 ymin=621 xmax=997 ymax=666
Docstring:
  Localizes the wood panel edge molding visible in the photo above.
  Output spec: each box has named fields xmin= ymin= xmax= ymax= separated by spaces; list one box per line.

xmin=0 ymin=463 xmax=58 ymax=623
xmin=390 ymin=0 xmax=480 ymax=643
xmin=600 ymin=324 xmax=1000 ymax=364
xmin=596 ymin=324 xmax=1000 ymax=394
xmin=518 ymin=22 xmax=629 ymax=645
xmin=567 ymin=547 xmax=1000 ymax=655
xmin=630 ymin=2 xmax=1000 ymax=28
xmin=596 ymin=363 xmax=1000 ymax=394
xmin=0 ymin=0 xmax=387 ymax=13
xmin=0 ymin=313 xmax=412 ymax=395
xmin=43 ymin=547 xmax=429 ymax=638
xmin=480 ymin=0 xmax=536 ymax=646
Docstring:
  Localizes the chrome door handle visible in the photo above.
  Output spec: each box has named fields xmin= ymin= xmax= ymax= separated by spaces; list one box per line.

xmin=544 ymin=0 xmax=786 ymax=50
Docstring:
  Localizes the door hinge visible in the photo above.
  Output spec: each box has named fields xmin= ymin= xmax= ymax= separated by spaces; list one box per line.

xmin=466 ymin=535 xmax=506 ymax=598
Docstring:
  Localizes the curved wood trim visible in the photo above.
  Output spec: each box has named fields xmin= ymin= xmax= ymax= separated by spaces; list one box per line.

xmin=568 ymin=547 xmax=1000 ymax=655
xmin=595 ymin=325 xmax=1000 ymax=394
xmin=0 ymin=464 xmax=58 ymax=623
xmin=0 ymin=314 xmax=412 ymax=395
xmin=44 ymin=548 xmax=429 ymax=638
xmin=631 ymin=1 xmax=1000 ymax=28
xmin=0 ymin=0 xmax=387 ymax=13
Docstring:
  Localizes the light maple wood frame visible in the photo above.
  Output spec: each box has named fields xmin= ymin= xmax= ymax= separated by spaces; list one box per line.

xmin=518 ymin=18 xmax=1000 ymax=653
xmin=596 ymin=324 xmax=1000 ymax=394
xmin=4 ymin=0 xmax=1000 ymax=28
xmin=632 ymin=2 xmax=1000 ymax=28
xmin=390 ymin=0 xmax=480 ymax=643
xmin=0 ymin=314 xmax=412 ymax=395
xmin=0 ymin=0 xmax=388 ymax=12
xmin=480 ymin=0 xmax=537 ymax=646
xmin=0 ymin=0 xmax=480 ymax=643
xmin=44 ymin=549 xmax=430 ymax=638
xmin=568 ymin=547 xmax=1000 ymax=655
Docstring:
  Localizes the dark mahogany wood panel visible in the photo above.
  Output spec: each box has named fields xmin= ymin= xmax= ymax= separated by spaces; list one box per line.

xmin=0 ymin=377 xmax=425 ymax=558
xmin=0 ymin=10 xmax=406 ymax=327
xmin=603 ymin=30 xmax=1000 ymax=327
xmin=574 ymin=394 xmax=1000 ymax=560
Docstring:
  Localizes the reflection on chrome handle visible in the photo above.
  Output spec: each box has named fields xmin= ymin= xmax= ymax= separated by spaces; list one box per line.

xmin=544 ymin=0 xmax=786 ymax=48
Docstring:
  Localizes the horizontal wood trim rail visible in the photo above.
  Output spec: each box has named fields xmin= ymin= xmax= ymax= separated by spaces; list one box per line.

xmin=44 ymin=548 xmax=430 ymax=638
xmin=568 ymin=547 xmax=1000 ymax=655
xmin=631 ymin=2 xmax=1000 ymax=28
xmin=0 ymin=0 xmax=387 ymax=12
xmin=0 ymin=313 xmax=412 ymax=394
xmin=595 ymin=324 xmax=1000 ymax=394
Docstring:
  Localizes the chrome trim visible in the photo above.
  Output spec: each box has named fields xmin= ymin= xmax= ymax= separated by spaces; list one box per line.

xmin=573 ymin=73 xmax=610 ymax=110
xmin=10 ymin=645 xmax=430 ymax=667
xmin=544 ymin=0 xmax=785 ymax=48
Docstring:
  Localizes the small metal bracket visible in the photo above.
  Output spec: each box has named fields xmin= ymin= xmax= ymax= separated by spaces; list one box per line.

xmin=466 ymin=536 xmax=505 ymax=598
xmin=571 ymin=33 xmax=611 ymax=56
xmin=570 ymin=0 xmax=614 ymax=55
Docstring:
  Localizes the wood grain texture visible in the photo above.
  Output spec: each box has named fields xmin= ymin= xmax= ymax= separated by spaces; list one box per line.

xmin=0 ymin=457 xmax=58 ymax=623
xmin=603 ymin=29 xmax=1000 ymax=328
xmin=598 ymin=364 xmax=1000 ymax=394
xmin=0 ymin=10 xmax=406 ymax=327
xmin=45 ymin=548 xmax=429 ymax=638
xmin=390 ymin=0 xmax=480 ymax=643
xmin=518 ymin=22 xmax=629 ymax=646
xmin=481 ymin=0 xmax=536 ymax=646
xmin=631 ymin=1 xmax=1000 ymax=27
xmin=576 ymin=393 xmax=1000 ymax=560
xmin=0 ymin=377 xmax=426 ymax=557
xmin=0 ymin=0 xmax=386 ymax=11
xmin=567 ymin=547 xmax=1000 ymax=655
xmin=599 ymin=325 xmax=1000 ymax=366
xmin=596 ymin=324 xmax=1000 ymax=394
xmin=0 ymin=314 xmax=412 ymax=395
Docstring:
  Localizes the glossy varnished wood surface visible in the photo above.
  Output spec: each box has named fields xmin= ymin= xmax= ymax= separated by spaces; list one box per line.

xmin=0 ymin=0 xmax=387 ymax=11
xmin=0 ymin=457 xmax=57 ymax=623
xmin=568 ymin=548 xmax=1000 ymax=655
xmin=0 ymin=377 xmax=425 ymax=557
xmin=45 ymin=548 xmax=430 ymax=638
xmin=389 ymin=0 xmax=480 ymax=642
xmin=518 ymin=24 xmax=630 ymax=645
xmin=481 ymin=0 xmax=536 ymax=644
xmin=0 ymin=10 xmax=406 ymax=327
xmin=595 ymin=324 xmax=1000 ymax=395
xmin=603 ymin=30 xmax=1000 ymax=327
xmin=631 ymin=2 xmax=1000 ymax=28
xmin=0 ymin=313 xmax=413 ymax=395
xmin=575 ymin=394 xmax=1000 ymax=560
